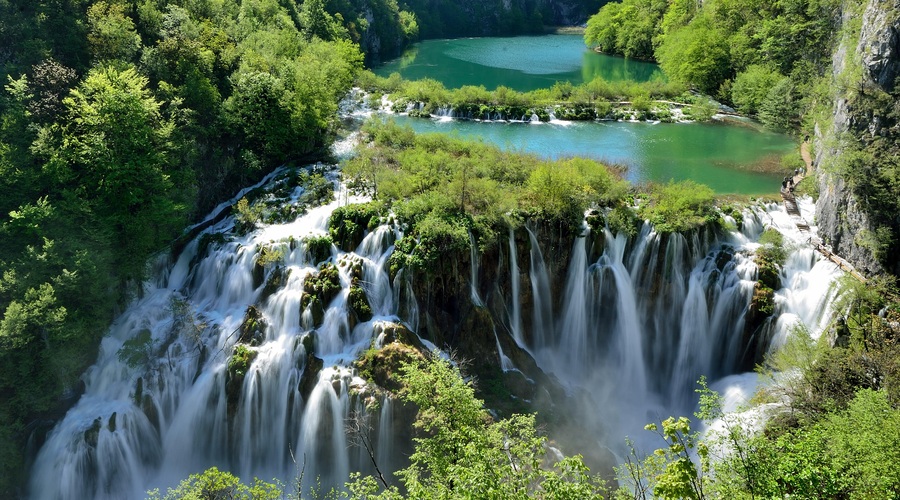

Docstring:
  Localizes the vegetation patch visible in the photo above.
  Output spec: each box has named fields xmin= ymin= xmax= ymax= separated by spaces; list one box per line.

xmin=639 ymin=180 xmax=717 ymax=233
xmin=301 ymin=262 xmax=342 ymax=314
xmin=301 ymin=234 xmax=333 ymax=264
xmin=357 ymin=70 xmax=697 ymax=123
xmin=345 ymin=120 xmax=631 ymax=278
xmin=328 ymin=201 xmax=386 ymax=250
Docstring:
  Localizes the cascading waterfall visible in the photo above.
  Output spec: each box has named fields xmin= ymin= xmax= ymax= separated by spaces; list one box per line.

xmin=469 ymin=229 xmax=485 ymax=307
xmin=521 ymin=199 xmax=841 ymax=429
xmin=527 ymin=226 xmax=554 ymax=349
xmin=28 ymin=123 xmax=843 ymax=500
xmin=28 ymin=177 xmax=412 ymax=499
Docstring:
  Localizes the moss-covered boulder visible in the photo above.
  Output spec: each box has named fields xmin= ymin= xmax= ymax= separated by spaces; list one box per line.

xmin=260 ymin=266 xmax=290 ymax=303
xmin=226 ymin=344 xmax=258 ymax=417
xmin=355 ymin=343 xmax=425 ymax=393
xmin=302 ymin=234 xmax=334 ymax=264
xmin=328 ymin=201 xmax=385 ymax=251
xmin=349 ymin=286 xmax=373 ymax=323
xmin=238 ymin=306 xmax=267 ymax=346
xmin=301 ymin=263 xmax=341 ymax=312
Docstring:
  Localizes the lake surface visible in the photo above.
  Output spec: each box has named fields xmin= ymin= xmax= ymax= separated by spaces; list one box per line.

xmin=387 ymin=116 xmax=794 ymax=195
xmin=375 ymin=34 xmax=794 ymax=195
xmin=375 ymin=35 xmax=663 ymax=92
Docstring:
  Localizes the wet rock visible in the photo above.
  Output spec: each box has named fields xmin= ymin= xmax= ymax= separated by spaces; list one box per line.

xmin=298 ymin=333 xmax=324 ymax=400
xmin=238 ymin=305 xmax=267 ymax=346
xmin=84 ymin=417 xmax=102 ymax=448
xmin=260 ymin=266 xmax=290 ymax=302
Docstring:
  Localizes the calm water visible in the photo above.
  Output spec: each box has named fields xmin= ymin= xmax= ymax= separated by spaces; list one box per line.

xmin=375 ymin=34 xmax=794 ymax=195
xmin=388 ymin=116 xmax=794 ymax=195
xmin=375 ymin=35 xmax=663 ymax=92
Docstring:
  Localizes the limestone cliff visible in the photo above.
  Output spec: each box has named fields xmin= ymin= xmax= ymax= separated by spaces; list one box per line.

xmin=815 ymin=0 xmax=900 ymax=276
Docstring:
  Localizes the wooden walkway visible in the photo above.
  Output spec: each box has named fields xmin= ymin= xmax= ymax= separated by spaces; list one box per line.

xmin=780 ymin=141 xmax=867 ymax=284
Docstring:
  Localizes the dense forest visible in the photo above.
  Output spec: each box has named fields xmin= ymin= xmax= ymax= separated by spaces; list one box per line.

xmin=2 ymin=0 xmax=900 ymax=496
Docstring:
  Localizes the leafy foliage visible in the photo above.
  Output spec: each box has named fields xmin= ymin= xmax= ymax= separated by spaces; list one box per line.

xmin=346 ymin=353 xmax=608 ymax=498
xmin=584 ymin=0 xmax=842 ymax=126
xmin=359 ymin=70 xmax=700 ymax=123
xmin=146 ymin=466 xmax=282 ymax=500
xmin=638 ymin=180 xmax=716 ymax=233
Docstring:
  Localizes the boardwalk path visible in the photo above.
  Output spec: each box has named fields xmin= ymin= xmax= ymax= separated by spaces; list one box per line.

xmin=781 ymin=141 xmax=867 ymax=283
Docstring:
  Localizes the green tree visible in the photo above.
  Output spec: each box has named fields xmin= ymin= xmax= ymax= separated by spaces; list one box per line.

xmin=655 ymin=16 xmax=731 ymax=94
xmin=639 ymin=180 xmax=716 ymax=233
xmin=147 ymin=466 xmax=283 ymax=500
xmin=730 ymin=65 xmax=783 ymax=115
xmin=347 ymin=353 xmax=608 ymax=499
xmin=35 ymin=64 xmax=185 ymax=279
xmin=87 ymin=1 xmax=143 ymax=61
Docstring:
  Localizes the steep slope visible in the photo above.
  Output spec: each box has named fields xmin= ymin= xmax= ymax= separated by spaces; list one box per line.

xmin=815 ymin=0 xmax=900 ymax=276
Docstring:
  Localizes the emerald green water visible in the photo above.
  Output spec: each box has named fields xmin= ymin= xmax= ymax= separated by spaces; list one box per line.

xmin=375 ymin=35 xmax=663 ymax=92
xmin=388 ymin=116 xmax=794 ymax=195
xmin=375 ymin=35 xmax=794 ymax=195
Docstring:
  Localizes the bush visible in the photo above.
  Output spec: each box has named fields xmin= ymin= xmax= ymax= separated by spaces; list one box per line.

xmin=328 ymin=201 xmax=385 ymax=251
xmin=731 ymin=65 xmax=784 ymax=115
xmin=639 ymin=180 xmax=716 ymax=233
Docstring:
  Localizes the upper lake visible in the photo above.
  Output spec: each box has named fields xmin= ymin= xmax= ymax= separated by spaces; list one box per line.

xmin=374 ymin=34 xmax=664 ymax=92
xmin=374 ymin=34 xmax=795 ymax=195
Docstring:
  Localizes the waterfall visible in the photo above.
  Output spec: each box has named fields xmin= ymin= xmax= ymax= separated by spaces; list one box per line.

xmin=469 ymin=230 xmax=485 ymax=308
xmin=28 ymin=173 xmax=414 ymax=499
xmin=375 ymin=398 xmax=394 ymax=474
xmin=527 ymin=226 xmax=554 ymax=350
xmin=28 ymin=160 xmax=843 ymax=499
xmin=556 ymin=225 xmax=590 ymax=374
xmin=508 ymin=228 xmax=523 ymax=345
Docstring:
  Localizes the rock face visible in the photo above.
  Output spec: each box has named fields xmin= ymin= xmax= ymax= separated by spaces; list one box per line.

xmin=859 ymin=0 xmax=900 ymax=91
xmin=815 ymin=0 xmax=900 ymax=276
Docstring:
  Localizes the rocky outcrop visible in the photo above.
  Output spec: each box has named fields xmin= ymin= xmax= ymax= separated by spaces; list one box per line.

xmin=815 ymin=0 xmax=900 ymax=276
xmin=859 ymin=0 xmax=900 ymax=91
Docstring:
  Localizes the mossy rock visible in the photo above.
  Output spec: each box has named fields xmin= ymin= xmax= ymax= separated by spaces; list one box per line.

xmin=226 ymin=345 xmax=258 ymax=417
xmin=238 ymin=305 xmax=267 ymax=346
xmin=301 ymin=263 xmax=341 ymax=310
xmin=374 ymin=322 xmax=426 ymax=351
xmin=260 ymin=266 xmax=290 ymax=303
xmin=328 ymin=201 xmax=385 ymax=251
xmin=355 ymin=343 xmax=425 ymax=393
xmin=349 ymin=286 xmax=373 ymax=324
xmin=302 ymin=235 xmax=333 ymax=264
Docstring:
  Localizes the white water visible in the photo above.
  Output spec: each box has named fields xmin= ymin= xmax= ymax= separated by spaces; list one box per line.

xmin=29 ymin=173 xmax=410 ymax=499
xmin=508 ymin=228 xmax=524 ymax=346
xmin=519 ymin=199 xmax=841 ymax=445
xmin=28 ymin=151 xmax=843 ymax=499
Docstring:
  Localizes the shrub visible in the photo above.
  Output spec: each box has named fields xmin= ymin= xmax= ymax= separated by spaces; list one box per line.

xmin=640 ymin=180 xmax=716 ymax=233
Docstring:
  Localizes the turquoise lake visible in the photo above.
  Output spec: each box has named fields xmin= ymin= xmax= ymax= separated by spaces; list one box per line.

xmin=375 ymin=34 xmax=664 ymax=92
xmin=374 ymin=35 xmax=796 ymax=195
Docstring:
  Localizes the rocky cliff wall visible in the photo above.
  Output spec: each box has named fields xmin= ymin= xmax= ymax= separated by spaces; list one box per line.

xmin=815 ymin=0 xmax=900 ymax=276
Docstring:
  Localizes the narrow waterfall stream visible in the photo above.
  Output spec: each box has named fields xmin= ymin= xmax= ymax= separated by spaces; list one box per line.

xmin=26 ymin=104 xmax=842 ymax=498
